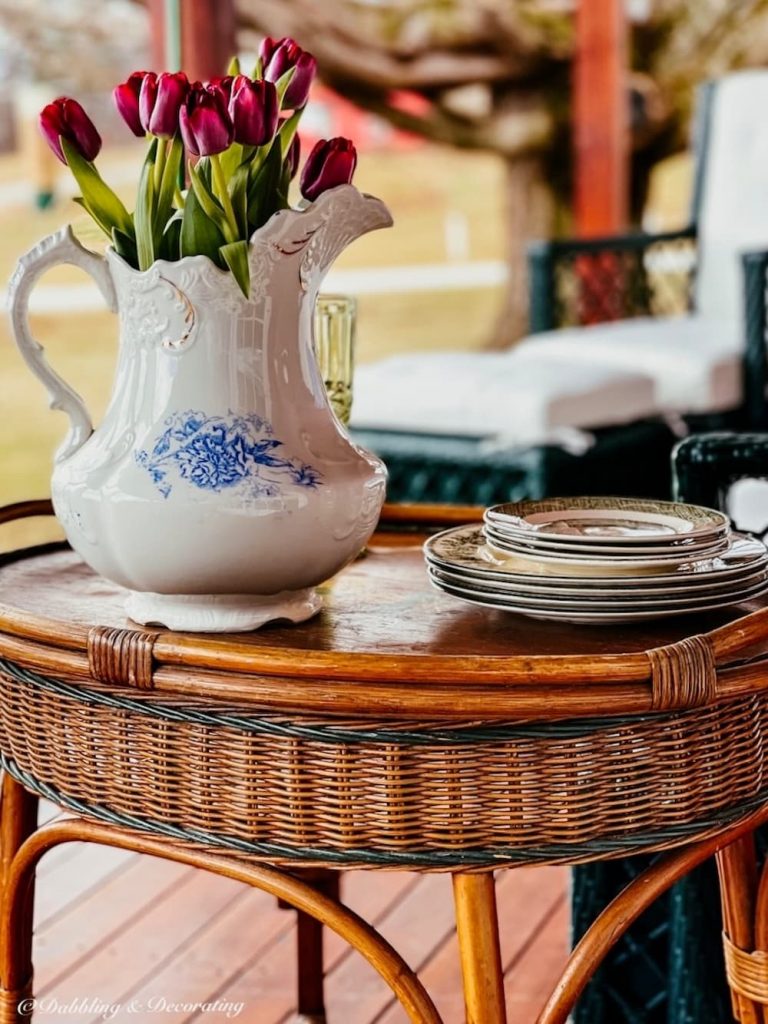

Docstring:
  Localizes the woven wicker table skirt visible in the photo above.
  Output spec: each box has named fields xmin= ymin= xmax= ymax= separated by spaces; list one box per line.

xmin=2 ymin=658 xmax=766 ymax=871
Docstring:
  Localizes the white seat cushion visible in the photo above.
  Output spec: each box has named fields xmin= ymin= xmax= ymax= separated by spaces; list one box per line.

xmin=514 ymin=315 xmax=740 ymax=414
xmin=351 ymin=349 xmax=657 ymax=444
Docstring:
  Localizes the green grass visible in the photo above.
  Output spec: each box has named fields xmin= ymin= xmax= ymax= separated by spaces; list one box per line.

xmin=1 ymin=142 xmax=508 ymax=508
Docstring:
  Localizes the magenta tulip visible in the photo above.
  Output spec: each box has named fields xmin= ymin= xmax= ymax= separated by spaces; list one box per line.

xmin=39 ymin=97 xmax=101 ymax=164
xmin=138 ymin=73 xmax=157 ymax=132
xmin=228 ymin=76 xmax=278 ymax=146
xmin=286 ymin=133 xmax=301 ymax=179
xmin=300 ymin=137 xmax=356 ymax=201
xmin=208 ymin=75 xmax=234 ymax=102
xmin=259 ymin=36 xmax=279 ymax=65
xmin=140 ymin=71 xmax=188 ymax=137
xmin=262 ymin=37 xmax=317 ymax=109
xmin=113 ymin=71 xmax=149 ymax=137
xmin=179 ymin=84 xmax=234 ymax=157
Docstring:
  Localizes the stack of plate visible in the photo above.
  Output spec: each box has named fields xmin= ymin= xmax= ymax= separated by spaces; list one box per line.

xmin=424 ymin=497 xmax=768 ymax=624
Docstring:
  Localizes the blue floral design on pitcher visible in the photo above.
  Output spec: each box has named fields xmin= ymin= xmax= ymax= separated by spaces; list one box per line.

xmin=135 ymin=411 xmax=322 ymax=499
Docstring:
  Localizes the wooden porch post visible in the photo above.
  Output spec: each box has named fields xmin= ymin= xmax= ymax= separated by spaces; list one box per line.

xmin=181 ymin=0 xmax=237 ymax=81
xmin=146 ymin=0 xmax=237 ymax=78
xmin=146 ymin=0 xmax=168 ymax=70
xmin=573 ymin=0 xmax=629 ymax=236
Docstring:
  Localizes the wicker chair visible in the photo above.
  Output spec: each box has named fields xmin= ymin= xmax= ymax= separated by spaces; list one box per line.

xmin=527 ymin=73 xmax=768 ymax=432
xmin=353 ymin=70 xmax=768 ymax=503
xmin=573 ymin=431 xmax=768 ymax=1024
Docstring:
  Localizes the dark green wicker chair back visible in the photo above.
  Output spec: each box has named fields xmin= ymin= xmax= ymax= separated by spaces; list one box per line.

xmin=674 ymin=432 xmax=768 ymax=533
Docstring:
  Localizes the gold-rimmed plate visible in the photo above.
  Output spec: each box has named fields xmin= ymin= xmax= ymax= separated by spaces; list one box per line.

xmin=482 ymin=527 xmax=731 ymax=565
xmin=424 ymin=525 xmax=767 ymax=585
xmin=428 ymin=572 xmax=768 ymax=624
xmin=427 ymin=563 xmax=768 ymax=602
xmin=484 ymin=497 xmax=729 ymax=544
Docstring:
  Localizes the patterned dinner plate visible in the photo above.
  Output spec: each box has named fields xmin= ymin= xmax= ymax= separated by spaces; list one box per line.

xmin=484 ymin=497 xmax=729 ymax=544
xmin=482 ymin=527 xmax=731 ymax=566
xmin=424 ymin=525 xmax=768 ymax=586
xmin=426 ymin=562 xmax=768 ymax=602
xmin=482 ymin=523 xmax=731 ymax=558
xmin=427 ymin=573 xmax=768 ymax=624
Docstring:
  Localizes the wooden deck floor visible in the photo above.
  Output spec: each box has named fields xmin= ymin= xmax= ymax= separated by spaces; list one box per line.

xmin=26 ymin=806 xmax=569 ymax=1024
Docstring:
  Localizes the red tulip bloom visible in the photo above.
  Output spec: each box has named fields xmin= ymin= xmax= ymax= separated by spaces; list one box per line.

xmin=286 ymin=133 xmax=301 ymax=179
xmin=140 ymin=71 xmax=188 ymax=137
xmin=228 ymin=76 xmax=278 ymax=146
xmin=259 ymin=36 xmax=279 ymax=65
xmin=208 ymin=75 xmax=234 ymax=102
xmin=113 ymin=71 xmax=149 ymax=137
xmin=179 ymin=84 xmax=234 ymax=157
xmin=262 ymin=37 xmax=317 ymax=109
xmin=300 ymin=137 xmax=356 ymax=202
xmin=39 ymin=97 xmax=101 ymax=164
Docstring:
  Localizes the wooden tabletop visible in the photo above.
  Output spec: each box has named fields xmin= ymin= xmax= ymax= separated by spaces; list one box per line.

xmin=3 ymin=501 xmax=768 ymax=718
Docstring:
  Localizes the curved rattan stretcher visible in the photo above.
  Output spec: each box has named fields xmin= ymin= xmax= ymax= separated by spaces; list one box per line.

xmin=3 ymin=498 xmax=768 ymax=1023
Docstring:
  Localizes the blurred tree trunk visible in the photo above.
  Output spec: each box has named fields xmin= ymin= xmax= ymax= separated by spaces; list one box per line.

xmin=492 ymin=153 xmax=555 ymax=346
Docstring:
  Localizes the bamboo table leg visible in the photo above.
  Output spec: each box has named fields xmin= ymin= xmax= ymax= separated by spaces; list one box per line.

xmin=0 ymin=774 xmax=38 ymax=1024
xmin=453 ymin=872 xmax=506 ymax=1024
xmin=294 ymin=870 xmax=340 ymax=1023
xmin=716 ymin=838 xmax=764 ymax=1024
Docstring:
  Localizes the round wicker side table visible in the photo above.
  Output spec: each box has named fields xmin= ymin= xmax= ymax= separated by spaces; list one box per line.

xmin=2 ymin=499 xmax=768 ymax=1024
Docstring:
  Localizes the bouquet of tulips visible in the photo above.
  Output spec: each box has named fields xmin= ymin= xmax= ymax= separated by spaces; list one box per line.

xmin=38 ymin=37 xmax=357 ymax=298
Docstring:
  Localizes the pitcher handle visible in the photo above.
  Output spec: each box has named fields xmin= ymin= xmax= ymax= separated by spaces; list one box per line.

xmin=8 ymin=225 xmax=117 ymax=463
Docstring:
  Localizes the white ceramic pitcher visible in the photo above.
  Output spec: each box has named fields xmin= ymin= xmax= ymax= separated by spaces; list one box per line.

xmin=9 ymin=185 xmax=392 ymax=631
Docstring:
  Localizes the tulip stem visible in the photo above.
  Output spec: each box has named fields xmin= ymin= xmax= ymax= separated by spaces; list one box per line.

xmin=210 ymin=153 xmax=239 ymax=242
xmin=153 ymin=137 xmax=167 ymax=192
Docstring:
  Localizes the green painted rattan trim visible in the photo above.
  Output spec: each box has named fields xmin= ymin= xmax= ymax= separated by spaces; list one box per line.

xmin=3 ymin=752 xmax=768 ymax=868
xmin=0 ymin=658 xmax=725 ymax=746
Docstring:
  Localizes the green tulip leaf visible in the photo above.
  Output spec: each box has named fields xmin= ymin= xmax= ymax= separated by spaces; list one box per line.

xmin=229 ymin=162 xmax=250 ymax=236
xmin=220 ymin=141 xmax=244 ymax=179
xmin=251 ymin=56 xmax=264 ymax=80
xmin=277 ymin=161 xmax=292 ymax=210
xmin=278 ymin=108 xmax=302 ymax=159
xmin=135 ymin=138 xmax=158 ymax=271
xmin=180 ymin=183 xmax=227 ymax=268
xmin=247 ymin=140 xmax=283 ymax=231
xmin=219 ymin=239 xmax=250 ymax=298
xmin=227 ymin=55 xmax=241 ymax=76
xmin=71 ymin=195 xmax=115 ymax=242
xmin=197 ymin=156 xmax=213 ymax=189
xmin=159 ymin=217 xmax=182 ymax=261
xmin=188 ymin=161 xmax=229 ymax=235
xmin=275 ymin=66 xmax=296 ymax=108
xmin=111 ymin=226 xmax=138 ymax=268
xmin=61 ymin=138 xmax=133 ymax=239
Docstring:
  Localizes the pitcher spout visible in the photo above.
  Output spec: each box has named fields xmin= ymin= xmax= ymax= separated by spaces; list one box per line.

xmin=248 ymin=184 xmax=393 ymax=296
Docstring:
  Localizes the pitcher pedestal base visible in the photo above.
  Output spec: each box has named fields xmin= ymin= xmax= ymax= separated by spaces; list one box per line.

xmin=125 ymin=588 xmax=322 ymax=633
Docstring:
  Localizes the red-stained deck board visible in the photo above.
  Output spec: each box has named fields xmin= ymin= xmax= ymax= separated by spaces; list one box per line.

xmin=26 ymin=841 xmax=570 ymax=1024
